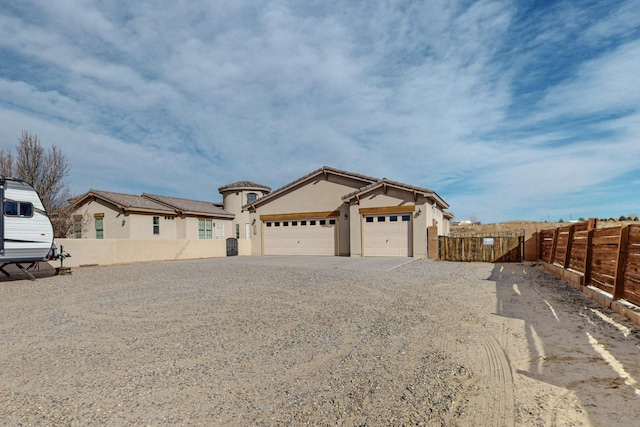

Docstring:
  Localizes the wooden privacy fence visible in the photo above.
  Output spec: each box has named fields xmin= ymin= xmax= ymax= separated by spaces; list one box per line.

xmin=539 ymin=220 xmax=640 ymax=307
xmin=440 ymin=235 xmax=524 ymax=262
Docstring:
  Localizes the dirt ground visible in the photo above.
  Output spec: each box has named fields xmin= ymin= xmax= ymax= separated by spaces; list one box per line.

xmin=0 ymin=258 xmax=638 ymax=426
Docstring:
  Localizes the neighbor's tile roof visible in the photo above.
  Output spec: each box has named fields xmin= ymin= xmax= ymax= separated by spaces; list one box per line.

xmin=142 ymin=194 xmax=233 ymax=217
xmin=84 ymin=190 xmax=174 ymax=212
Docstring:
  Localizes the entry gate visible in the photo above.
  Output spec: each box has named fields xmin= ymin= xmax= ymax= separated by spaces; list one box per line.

xmin=439 ymin=232 xmax=524 ymax=262
xmin=226 ymin=238 xmax=238 ymax=257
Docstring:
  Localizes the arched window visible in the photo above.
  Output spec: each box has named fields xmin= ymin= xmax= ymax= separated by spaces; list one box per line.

xmin=246 ymin=192 xmax=258 ymax=204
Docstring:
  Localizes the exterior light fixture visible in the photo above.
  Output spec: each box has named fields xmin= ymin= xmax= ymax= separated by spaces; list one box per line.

xmin=417 ymin=209 xmax=422 ymax=215
xmin=344 ymin=213 xmax=348 ymax=220
xmin=251 ymin=219 xmax=256 ymax=225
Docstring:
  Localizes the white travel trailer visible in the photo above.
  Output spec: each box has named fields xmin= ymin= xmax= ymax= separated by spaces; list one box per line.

xmin=0 ymin=176 xmax=55 ymax=279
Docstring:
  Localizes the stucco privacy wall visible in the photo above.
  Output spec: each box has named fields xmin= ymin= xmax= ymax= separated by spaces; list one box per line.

xmin=249 ymin=174 xmax=363 ymax=256
xmin=55 ymin=238 xmax=243 ymax=268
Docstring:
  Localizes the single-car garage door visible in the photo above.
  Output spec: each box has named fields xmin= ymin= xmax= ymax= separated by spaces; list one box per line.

xmin=363 ymin=214 xmax=412 ymax=257
xmin=264 ymin=218 xmax=338 ymax=255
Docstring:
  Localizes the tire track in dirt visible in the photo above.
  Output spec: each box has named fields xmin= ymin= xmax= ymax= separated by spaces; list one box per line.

xmin=436 ymin=328 xmax=515 ymax=426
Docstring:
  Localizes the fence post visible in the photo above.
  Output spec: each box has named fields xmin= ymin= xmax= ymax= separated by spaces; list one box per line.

xmin=550 ymin=228 xmax=559 ymax=264
xmin=613 ymin=225 xmax=630 ymax=301
xmin=583 ymin=218 xmax=597 ymax=287
xmin=564 ymin=224 xmax=575 ymax=268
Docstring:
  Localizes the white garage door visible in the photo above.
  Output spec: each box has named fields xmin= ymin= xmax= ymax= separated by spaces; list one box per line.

xmin=363 ymin=214 xmax=412 ymax=257
xmin=264 ymin=218 xmax=338 ymax=255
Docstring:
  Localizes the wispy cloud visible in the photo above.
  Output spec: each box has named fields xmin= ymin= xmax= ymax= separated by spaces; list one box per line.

xmin=0 ymin=0 xmax=638 ymax=222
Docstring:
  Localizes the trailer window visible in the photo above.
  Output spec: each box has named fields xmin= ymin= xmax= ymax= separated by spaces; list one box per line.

xmin=4 ymin=201 xmax=33 ymax=218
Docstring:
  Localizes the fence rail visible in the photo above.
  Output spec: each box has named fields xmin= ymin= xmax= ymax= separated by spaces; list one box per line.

xmin=440 ymin=236 xmax=523 ymax=262
xmin=539 ymin=220 xmax=640 ymax=307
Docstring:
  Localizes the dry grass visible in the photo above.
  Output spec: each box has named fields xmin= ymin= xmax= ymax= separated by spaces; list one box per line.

xmin=453 ymin=219 xmax=639 ymax=235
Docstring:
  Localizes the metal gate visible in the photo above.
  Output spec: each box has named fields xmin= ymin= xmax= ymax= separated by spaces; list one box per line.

xmin=226 ymin=238 xmax=238 ymax=256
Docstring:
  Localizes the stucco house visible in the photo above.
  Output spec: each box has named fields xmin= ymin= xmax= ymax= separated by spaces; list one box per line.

xmin=70 ymin=190 xmax=234 ymax=240
xmin=221 ymin=166 xmax=451 ymax=258
xmin=69 ymin=166 xmax=452 ymax=258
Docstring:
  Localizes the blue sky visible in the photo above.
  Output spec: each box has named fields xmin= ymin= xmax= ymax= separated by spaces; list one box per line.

xmin=1 ymin=0 xmax=639 ymax=223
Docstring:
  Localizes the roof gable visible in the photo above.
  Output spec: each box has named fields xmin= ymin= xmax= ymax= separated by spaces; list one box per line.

xmin=244 ymin=166 xmax=378 ymax=210
xmin=342 ymin=179 xmax=449 ymax=209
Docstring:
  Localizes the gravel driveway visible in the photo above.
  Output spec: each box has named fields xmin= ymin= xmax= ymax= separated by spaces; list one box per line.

xmin=1 ymin=257 xmax=638 ymax=426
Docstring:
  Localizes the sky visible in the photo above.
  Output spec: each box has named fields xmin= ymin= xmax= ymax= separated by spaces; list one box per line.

xmin=1 ymin=0 xmax=639 ymax=223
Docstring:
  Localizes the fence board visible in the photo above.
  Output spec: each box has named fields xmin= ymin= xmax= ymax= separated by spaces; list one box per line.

xmin=623 ymin=225 xmax=640 ymax=305
xmin=439 ymin=236 xmax=522 ymax=262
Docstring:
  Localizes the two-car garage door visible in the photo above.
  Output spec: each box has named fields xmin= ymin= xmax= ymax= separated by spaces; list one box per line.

xmin=264 ymin=218 xmax=338 ymax=255
xmin=363 ymin=213 xmax=412 ymax=257
xmin=262 ymin=211 xmax=413 ymax=257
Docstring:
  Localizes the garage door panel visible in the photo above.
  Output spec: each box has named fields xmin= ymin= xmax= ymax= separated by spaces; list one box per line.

xmin=264 ymin=219 xmax=337 ymax=256
xmin=363 ymin=214 xmax=412 ymax=257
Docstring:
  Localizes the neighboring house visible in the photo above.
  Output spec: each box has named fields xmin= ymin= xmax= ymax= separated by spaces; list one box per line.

xmin=69 ymin=166 xmax=452 ymax=258
xmin=69 ymin=190 xmax=234 ymax=240
xmin=228 ymin=166 xmax=452 ymax=258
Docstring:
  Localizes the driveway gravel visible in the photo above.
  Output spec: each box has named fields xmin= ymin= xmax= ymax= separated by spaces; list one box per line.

xmin=1 ymin=257 xmax=638 ymax=426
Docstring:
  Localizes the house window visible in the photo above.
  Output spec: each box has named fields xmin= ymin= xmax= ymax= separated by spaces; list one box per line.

xmin=301 ymin=220 xmax=307 ymax=226
xmin=366 ymin=217 xmax=374 ymax=223
xmin=199 ymin=219 xmax=213 ymax=239
xmin=292 ymin=221 xmax=298 ymax=226
xmin=4 ymin=201 xmax=33 ymax=217
xmin=329 ymin=219 xmax=336 ymax=225
xmin=378 ymin=216 xmax=386 ymax=222
xmin=153 ymin=216 xmax=160 ymax=235
xmin=266 ymin=222 xmax=272 ymax=227
xmin=310 ymin=220 xmax=316 ymax=225
xmin=319 ymin=219 xmax=326 ymax=226
xmin=246 ymin=193 xmax=258 ymax=204
xmin=402 ymin=215 xmax=411 ymax=221
xmin=236 ymin=224 xmax=240 ymax=239
xmin=95 ymin=217 xmax=104 ymax=239
xmin=390 ymin=216 xmax=398 ymax=222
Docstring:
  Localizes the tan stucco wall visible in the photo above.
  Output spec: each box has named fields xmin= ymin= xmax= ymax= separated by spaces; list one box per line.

xmin=71 ymin=201 xmax=232 ymax=240
xmin=55 ymin=238 xmax=227 ymax=267
xmin=223 ymin=189 xmax=268 ymax=240
xmin=72 ymin=200 xmax=131 ymax=239
xmin=251 ymin=175 xmax=361 ymax=256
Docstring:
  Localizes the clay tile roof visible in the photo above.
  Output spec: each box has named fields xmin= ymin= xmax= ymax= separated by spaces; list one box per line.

xmin=218 ymin=181 xmax=271 ymax=193
xmin=142 ymin=194 xmax=233 ymax=217
xmin=86 ymin=190 xmax=174 ymax=212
